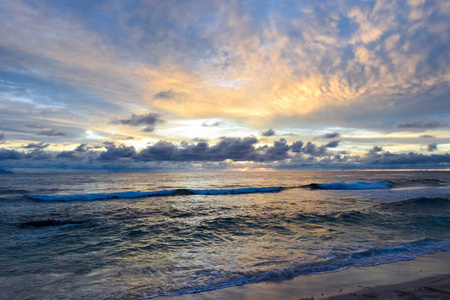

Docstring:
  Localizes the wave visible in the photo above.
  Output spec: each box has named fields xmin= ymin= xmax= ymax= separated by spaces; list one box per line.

xmin=306 ymin=181 xmax=391 ymax=190
xmin=27 ymin=186 xmax=283 ymax=201
xmin=26 ymin=181 xmax=393 ymax=201
xmin=157 ymin=239 xmax=450 ymax=298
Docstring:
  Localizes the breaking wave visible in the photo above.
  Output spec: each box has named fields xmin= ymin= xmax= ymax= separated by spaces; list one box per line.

xmin=158 ymin=238 xmax=450 ymax=298
xmin=27 ymin=186 xmax=283 ymax=201
xmin=26 ymin=181 xmax=393 ymax=201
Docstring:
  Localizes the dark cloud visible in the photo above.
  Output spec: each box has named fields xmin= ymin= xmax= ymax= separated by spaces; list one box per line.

xmin=0 ymin=139 xmax=449 ymax=171
xmin=142 ymin=126 xmax=157 ymax=132
xmin=302 ymin=142 xmax=328 ymax=157
xmin=324 ymin=140 xmax=340 ymax=148
xmin=427 ymin=143 xmax=437 ymax=152
xmin=289 ymin=140 xmax=338 ymax=157
xmin=0 ymin=132 xmax=5 ymax=140
xmin=193 ymin=137 xmax=208 ymax=142
xmin=26 ymin=149 xmax=52 ymax=160
xmin=56 ymin=151 xmax=79 ymax=159
xmin=291 ymin=141 xmax=304 ymax=153
xmin=263 ymin=138 xmax=290 ymax=161
xmin=23 ymin=142 xmax=50 ymax=149
xmin=0 ymin=148 xmax=26 ymax=160
xmin=113 ymin=113 xmax=164 ymax=132
xmin=56 ymin=144 xmax=94 ymax=160
xmin=369 ymin=146 xmax=383 ymax=154
xmin=135 ymin=136 xmax=294 ymax=162
xmin=202 ymin=121 xmax=224 ymax=127
xmin=0 ymin=148 xmax=52 ymax=161
xmin=261 ymin=129 xmax=276 ymax=137
xmin=212 ymin=137 xmax=260 ymax=161
xmin=75 ymin=143 xmax=92 ymax=152
xmin=322 ymin=132 xmax=340 ymax=139
xmin=37 ymin=129 xmax=66 ymax=137
xmin=419 ymin=135 xmax=435 ymax=138
xmin=112 ymin=135 xmax=135 ymax=140
xmin=395 ymin=121 xmax=448 ymax=130
xmin=154 ymin=90 xmax=175 ymax=99
xmin=100 ymin=142 xmax=136 ymax=161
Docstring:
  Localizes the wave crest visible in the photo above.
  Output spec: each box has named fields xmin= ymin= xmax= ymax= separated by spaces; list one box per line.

xmin=27 ymin=186 xmax=283 ymax=201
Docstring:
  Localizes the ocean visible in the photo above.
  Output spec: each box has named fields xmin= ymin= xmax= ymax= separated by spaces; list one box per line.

xmin=0 ymin=171 xmax=449 ymax=299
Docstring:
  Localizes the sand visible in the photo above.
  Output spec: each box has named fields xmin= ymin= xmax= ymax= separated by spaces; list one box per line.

xmin=154 ymin=251 xmax=450 ymax=300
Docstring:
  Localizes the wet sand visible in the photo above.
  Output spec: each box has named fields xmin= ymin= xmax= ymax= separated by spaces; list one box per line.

xmin=156 ymin=251 xmax=450 ymax=300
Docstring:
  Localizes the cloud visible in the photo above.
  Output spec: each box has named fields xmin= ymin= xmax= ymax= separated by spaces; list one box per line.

xmin=136 ymin=136 xmax=295 ymax=162
xmin=0 ymin=132 xmax=4 ymax=142
xmin=302 ymin=142 xmax=328 ymax=157
xmin=322 ymin=132 xmax=340 ymax=139
xmin=202 ymin=121 xmax=224 ymax=127
xmin=395 ymin=121 xmax=448 ymax=130
xmin=193 ymin=137 xmax=208 ymax=143
xmin=74 ymin=143 xmax=92 ymax=152
xmin=36 ymin=129 xmax=66 ymax=137
xmin=1 ymin=136 xmax=449 ymax=171
xmin=262 ymin=138 xmax=290 ymax=161
xmin=419 ymin=135 xmax=435 ymax=138
xmin=291 ymin=141 xmax=304 ymax=153
xmin=56 ymin=151 xmax=80 ymax=160
xmin=154 ymin=90 xmax=176 ymax=99
xmin=261 ymin=129 xmax=276 ymax=137
xmin=23 ymin=142 xmax=50 ymax=149
xmin=0 ymin=0 xmax=449 ymax=167
xmin=136 ymin=137 xmax=258 ymax=162
xmin=0 ymin=148 xmax=26 ymax=160
xmin=100 ymin=142 xmax=137 ymax=161
xmin=324 ymin=140 xmax=340 ymax=148
xmin=427 ymin=143 xmax=437 ymax=152
xmin=362 ymin=152 xmax=450 ymax=166
xmin=55 ymin=143 xmax=95 ymax=160
xmin=25 ymin=149 xmax=52 ymax=160
xmin=369 ymin=146 xmax=383 ymax=155
xmin=113 ymin=113 xmax=164 ymax=132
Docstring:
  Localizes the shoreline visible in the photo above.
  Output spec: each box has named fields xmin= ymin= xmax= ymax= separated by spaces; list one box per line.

xmin=155 ymin=251 xmax=450 ymax=300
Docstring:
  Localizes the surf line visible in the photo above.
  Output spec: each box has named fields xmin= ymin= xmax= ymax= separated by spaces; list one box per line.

xmin=27 ymin=181 xmax=391 ymax=201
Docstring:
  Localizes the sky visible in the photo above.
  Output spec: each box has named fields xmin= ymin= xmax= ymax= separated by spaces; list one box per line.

xmin=0 ymin=0 xmax=449 ymax=172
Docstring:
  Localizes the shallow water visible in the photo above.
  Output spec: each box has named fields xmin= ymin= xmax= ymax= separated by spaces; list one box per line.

xmin=0 ymin=171 xmax=449 ymax=299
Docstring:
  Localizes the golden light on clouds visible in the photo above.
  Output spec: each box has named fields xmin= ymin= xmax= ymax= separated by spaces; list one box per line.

xmin=0 ymin=0 xmax=448 ymax=171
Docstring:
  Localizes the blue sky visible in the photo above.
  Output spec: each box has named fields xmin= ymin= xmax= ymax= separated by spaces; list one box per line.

xmin=0 ymin=0 xmax=449 ymax=172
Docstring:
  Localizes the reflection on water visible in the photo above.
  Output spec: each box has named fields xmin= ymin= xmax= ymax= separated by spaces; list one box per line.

xmin=0 ymin=171 xmax=449 ymax=299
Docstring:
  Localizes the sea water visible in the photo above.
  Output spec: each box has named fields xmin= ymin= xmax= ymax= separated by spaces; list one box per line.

xmin=0 ymin=171 xmax=449 ymax=299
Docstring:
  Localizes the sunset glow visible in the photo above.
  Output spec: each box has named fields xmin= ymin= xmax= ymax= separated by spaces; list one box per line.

xmin=0 ymin=0 xmax=449 ymax=172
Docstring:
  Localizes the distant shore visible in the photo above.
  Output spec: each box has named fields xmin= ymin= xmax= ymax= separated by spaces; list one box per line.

xmin=156 ymin=251 xmax=450 ymax=300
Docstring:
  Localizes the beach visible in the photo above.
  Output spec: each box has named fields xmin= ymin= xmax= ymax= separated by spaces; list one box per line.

xmin=156 ymin=251 xmax=450 ymax=299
